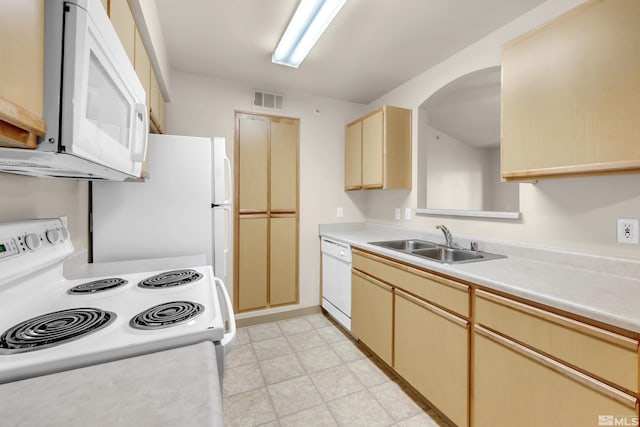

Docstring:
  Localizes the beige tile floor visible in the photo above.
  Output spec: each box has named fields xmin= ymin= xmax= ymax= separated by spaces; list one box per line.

xmin=223 ymin=312 xmax=448 ymax=427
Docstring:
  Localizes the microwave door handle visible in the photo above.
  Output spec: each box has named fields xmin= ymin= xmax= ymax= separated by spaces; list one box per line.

xmin=130 ymin=103 xmax=148 ymax=162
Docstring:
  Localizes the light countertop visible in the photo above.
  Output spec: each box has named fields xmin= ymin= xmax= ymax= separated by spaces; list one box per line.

xmin=320 ymin=223 xmax=640 ymax=335
xmin=0 ymin=342 xmax=223 ymax=427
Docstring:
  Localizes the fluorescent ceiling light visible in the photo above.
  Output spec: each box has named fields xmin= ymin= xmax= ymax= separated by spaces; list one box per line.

xmin=272 ymin=0 xmax=347 ymax=68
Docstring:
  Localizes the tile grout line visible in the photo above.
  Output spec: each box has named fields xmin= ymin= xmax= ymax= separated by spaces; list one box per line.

xmin=230 ymin=314 xmax=444 ymax=426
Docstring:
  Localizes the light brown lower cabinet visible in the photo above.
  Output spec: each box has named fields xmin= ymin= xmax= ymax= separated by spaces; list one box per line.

xmin=473 ymin=326 xmax=638 ymax=427
xmin=394 ymin=290 xmax=469 ymax=427
xmin=348 ymin=248 xmax=639 ymax=426
xmin=351 ymin=269 xmax=393 ymax=366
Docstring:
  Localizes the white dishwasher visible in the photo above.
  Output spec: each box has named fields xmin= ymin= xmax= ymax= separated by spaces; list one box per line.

xmin=321 ymin=238 xmax=353 ymax=332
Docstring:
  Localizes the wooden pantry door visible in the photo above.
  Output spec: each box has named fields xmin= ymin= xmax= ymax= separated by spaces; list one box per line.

xmin=234 ymin=112 xmax=299 ymax=312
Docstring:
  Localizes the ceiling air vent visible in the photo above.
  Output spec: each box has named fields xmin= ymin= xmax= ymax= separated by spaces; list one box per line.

xmin=252 ymin=90 xmax=284 ymax=111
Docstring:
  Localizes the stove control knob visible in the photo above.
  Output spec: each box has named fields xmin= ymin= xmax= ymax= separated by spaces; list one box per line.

xmin=46 ymin=229 xmax=61 ymax=244
xmin=24 ymin=233 xmax=42 ymax=250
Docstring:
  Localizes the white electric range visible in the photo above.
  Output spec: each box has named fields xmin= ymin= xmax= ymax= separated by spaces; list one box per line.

xmin=0 ymin=217 xmax=235 ymax=384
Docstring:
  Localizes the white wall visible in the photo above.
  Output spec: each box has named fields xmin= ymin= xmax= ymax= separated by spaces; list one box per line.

xmin=487 ymin=148 xmax=519 ymax=212
xmin=0 ymin=174 xmax=88 ymax=250
xmin=165 ymin=70 xmax=368 ymax=316
xmin=364 ymin=0 xmax=640 ymax=260
xmin=423 ymin=125 xmax=487 ymax=211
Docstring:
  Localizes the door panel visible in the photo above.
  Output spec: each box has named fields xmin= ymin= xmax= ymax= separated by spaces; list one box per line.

xmin=344 ymin=121 xmax=362 ymax=190
xmin=351 ymin=270 xmax=393 ymax=365
xmin=395 ymin=291 xmax=469 ymax=427
xmin=270 ymin=120 xmax=298 ymax=212
xmin=238 ymin=216 xmax=268 ymax=311
xmin=238 ymin=117 xmax=268 ymax=212
xmin=474 ymin=326 xmax=638 ymax=427
xmin=269 ymin=216 xmax=297 ymax=305
xmin=362 ymin=110 xmax=383 ymax=188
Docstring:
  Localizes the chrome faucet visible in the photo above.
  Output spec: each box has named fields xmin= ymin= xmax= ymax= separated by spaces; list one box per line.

xmin=436 ymin=225 xmax=455 ymax=248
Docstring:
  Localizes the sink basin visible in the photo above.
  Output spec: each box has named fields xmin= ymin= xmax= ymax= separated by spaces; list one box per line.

xmin=368 ymin=239 xmax=505 ymax=264
xmin=369 ymin=239 xmax=437 ymax=252
xmin=412 ymin=247 xmax=483 ymax=262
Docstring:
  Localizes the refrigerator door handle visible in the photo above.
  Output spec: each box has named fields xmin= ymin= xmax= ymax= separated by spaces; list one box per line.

xmin=224 ymin=206 xmax=231 ymax=253
xmin=215 ymin=277 xmax=236 ymax=355
xmin=223 ymin=156 xmax=232 ymax=205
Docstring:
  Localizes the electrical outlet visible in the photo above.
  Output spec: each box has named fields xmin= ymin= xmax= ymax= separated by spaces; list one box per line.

xmin=404 ymin=208 xmax=411 ymax=220
xmin=394 ymin=208 xmax=401 ymax=220
xmin=617 ymin=218 xmax=639 ymax=244
xmin=336 ymin=207 xmax=343 ymax=218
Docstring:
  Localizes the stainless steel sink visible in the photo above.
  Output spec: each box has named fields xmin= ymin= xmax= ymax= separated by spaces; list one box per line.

xmin=412 ymin=247 xmax=483 ymax=262
xmin=369 ymin=239 xmax=437 ymax=252
xmin=369 ymin=239 xmax=505 ymax=264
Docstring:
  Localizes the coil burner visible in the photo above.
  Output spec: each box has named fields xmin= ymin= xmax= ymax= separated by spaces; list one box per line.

xmin=130 ymin=301 xmax=204 ymax=330
xmin=138 ymin=269 xmax=203 ymax=289
xmin=68 ymin=278 xmax=128 ymax=294
xmin=0 ymin=308 xmax=115 ymax=354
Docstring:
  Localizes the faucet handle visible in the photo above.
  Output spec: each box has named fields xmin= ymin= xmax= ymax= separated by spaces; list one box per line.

xmin=470 ymin=241 xmax=479 ymax=251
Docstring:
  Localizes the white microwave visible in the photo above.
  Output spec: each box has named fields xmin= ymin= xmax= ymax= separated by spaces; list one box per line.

xmin=0 ymin=0 xmax=148 ymax=180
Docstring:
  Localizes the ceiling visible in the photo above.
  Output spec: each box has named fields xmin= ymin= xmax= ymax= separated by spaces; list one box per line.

xmin=422 ymin=66 xmax=501 ymax=148
xmin=155 ymin=0 xmax=545 ymax=104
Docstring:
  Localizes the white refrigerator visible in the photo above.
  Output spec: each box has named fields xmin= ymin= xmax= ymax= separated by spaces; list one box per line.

xmin=91 ymin=134 xmax=232 ymax=283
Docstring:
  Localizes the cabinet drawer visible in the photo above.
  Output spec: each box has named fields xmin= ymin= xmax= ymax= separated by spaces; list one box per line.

xmin=353 ymin=250 xmax=469 ymax=317
xmin=476 ymin=290 xmax=639 ymax=393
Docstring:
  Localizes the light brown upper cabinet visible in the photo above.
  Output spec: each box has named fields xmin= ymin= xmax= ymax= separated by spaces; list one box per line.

xmin=234 ymin=112 xmax=299 ymax=312
xmin=105 ymin=0 xmax=167 ymax=178
xmin=344 ymin=120 xmax=363 ymax=189
xmin=134 ymin=29 xmax=151 ymax=109
xmin=149 ymin=71 xmax=166 ymax=134
xmin=501 ymin=0 xmax=640 ymax=181
xmin=109 ymin=0 xmax=135 ymax=64
xmin=344 ymin=105 xmax=412 ymax=191
xmin=0 ymin=0 xmax=46 ymax=149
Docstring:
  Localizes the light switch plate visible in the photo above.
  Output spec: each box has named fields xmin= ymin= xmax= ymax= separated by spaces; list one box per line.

xmin=394 ymin=208 xmax=401 ymax=220
xmin=617 ymin=218 xmax=639 ymax=244
xmin=404 ymin=208 xmax=411 ymax=220
xmin=336 ymin=207 xmax=343 ymax=218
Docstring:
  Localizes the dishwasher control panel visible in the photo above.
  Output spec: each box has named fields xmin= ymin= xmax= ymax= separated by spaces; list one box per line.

xmin=321 ymin=238 xmax=352 ymax=262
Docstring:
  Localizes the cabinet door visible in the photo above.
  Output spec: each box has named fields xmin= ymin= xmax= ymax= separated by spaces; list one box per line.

xmin=238 ymin=117 xmax=268 ymax=212
xmin=501 ymin=0 xmax=640 ymax=180
xmin=361 ymin=110 xmax=384 ymax=188
xmin=134 ymin=29 xmax=150 ymax=108
xmin=150 ymin=71 xmax=166 ymax=134
xmin=395 ymin=291 xmax=469 ymax=427
xmin=344 ymin=121 xmax=362 ymax=190
xmin=270 ymin=216 xmax=297 ymax=306
xmin=474 ymin=326 xmax=638 ymax=427
xmin=108 ymin=0 xmax=135 ymax=64
xmin=238 ymin=216 xmax=268 ymax=311
xmin=351 ymin=270 xmax=393 ymax=365
xmin=0 ymin=0 xmax=46 ymax=148
xmin=270 ymin=120 xmax=298 ymax=212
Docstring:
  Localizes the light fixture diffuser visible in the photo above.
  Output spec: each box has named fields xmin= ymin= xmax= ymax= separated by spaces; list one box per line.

xmin=272 ymin=0 xmax=347 ymax=68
